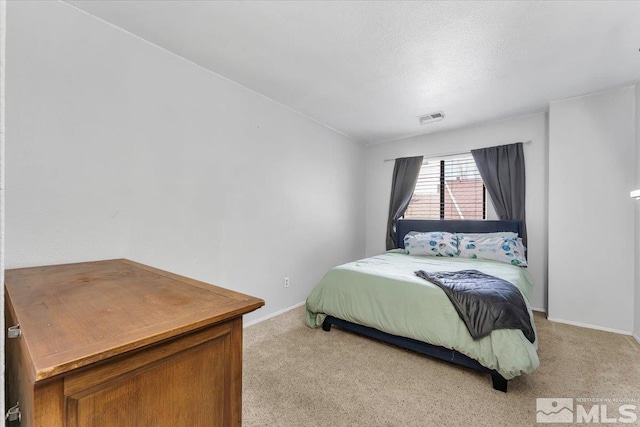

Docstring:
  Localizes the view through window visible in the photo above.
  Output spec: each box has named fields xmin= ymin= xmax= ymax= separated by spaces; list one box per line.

xmin=404 ymin=155 xmax=485 ymax=220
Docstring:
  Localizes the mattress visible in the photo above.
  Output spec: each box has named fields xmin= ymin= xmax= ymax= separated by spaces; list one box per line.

xmin=305 ymin=250 xmax=539 ymax=379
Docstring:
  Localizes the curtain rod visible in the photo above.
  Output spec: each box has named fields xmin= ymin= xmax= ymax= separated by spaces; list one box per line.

xmin=383 ymin=140 xmax=532 ymax=163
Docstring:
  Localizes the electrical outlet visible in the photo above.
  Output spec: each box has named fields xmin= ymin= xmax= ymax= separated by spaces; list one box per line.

xmin=283 ymin=276 xmax=290 ymax=288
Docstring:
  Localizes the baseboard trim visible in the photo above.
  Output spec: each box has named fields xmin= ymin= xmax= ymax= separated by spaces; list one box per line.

xmin=547 ymin=316 xmax=632 ymax=336
xmin=244 ymin=303 xmax=634 ymax=337
xmin=531 ymin=307 xmax=547 ymax=314
xmin=634 ymin=334 xmax=640 ymax=345
xmin=243 ymin=301 xmax=306 ymax=328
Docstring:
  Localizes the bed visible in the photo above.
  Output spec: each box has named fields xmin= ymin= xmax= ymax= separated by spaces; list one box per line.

xmin=305 ymin=219 xmax=539 ymax=392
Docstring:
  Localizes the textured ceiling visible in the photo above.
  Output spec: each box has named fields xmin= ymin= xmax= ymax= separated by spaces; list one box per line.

xmin=66 ymin=1 xmax=640 ymax=144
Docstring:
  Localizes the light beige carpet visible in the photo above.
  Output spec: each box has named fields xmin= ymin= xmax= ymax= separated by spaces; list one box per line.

xmin=243 ymin=307 xmax=640 ymax=426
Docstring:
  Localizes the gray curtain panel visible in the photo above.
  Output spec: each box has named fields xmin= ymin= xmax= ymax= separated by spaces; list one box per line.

xmin=471 ymin=142 xmax=527 ymax=246
xmin=386 ymin=156 xmax=423 ymax=250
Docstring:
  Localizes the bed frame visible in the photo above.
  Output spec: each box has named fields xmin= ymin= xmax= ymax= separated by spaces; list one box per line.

xmin=321 ymin=219 xmax=524 ymax=392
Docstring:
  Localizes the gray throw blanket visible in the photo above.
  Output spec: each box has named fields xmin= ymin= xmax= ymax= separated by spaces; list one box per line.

xmin=415 ymin=269 xmax=535 ymax=343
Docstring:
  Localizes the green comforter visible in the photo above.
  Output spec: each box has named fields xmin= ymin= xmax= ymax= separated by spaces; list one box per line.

xmin=305 ymin=250 xmax=539 ymax=379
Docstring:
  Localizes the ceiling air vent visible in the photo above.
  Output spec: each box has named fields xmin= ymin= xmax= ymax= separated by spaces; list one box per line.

xmin=418 ymin=111 xmax=445 ymax=125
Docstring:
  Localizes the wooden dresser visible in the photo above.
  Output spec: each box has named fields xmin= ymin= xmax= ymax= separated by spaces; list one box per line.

xmin=4 ymin=259 xmax=264 ymax=426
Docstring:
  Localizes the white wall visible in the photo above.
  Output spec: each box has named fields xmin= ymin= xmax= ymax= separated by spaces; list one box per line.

xmin=0 ymin=0 xmax=6 ymax=417
xmin=635 ymin=82 xmax=640 ymax=340
xmin=548 ymin=86 xmax=635 ymax=333
xmin=5 ymin=1 xmax=366 ymax=323
xmin=365 ymin=113 xmax=549 ymax=311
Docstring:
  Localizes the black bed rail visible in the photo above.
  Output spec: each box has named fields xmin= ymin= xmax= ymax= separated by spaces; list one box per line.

xmin=322 ymin=315 xmax=508 ymax=392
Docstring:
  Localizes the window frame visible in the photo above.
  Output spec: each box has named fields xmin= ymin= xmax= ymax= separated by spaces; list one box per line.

xmin=405 ymin=155 xmax=486 ymax=220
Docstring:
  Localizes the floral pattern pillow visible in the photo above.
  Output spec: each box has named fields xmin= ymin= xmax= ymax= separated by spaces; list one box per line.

xmin=457 ymin=235 xmax=527 ymax=266
xmin=404 ymin=231 xmax=458 ymax=257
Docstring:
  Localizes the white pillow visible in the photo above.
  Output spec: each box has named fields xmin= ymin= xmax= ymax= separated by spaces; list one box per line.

xmin=404 ymin=231 xmax=458 ymax=257
xmin=458 ymin=235 xmax=527 ymax=266
xmin=454 ymin=232 xmax=518 ymax=240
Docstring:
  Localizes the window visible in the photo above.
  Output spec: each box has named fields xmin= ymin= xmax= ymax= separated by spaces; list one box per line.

xmin=404 ymin=155 xmax=486 ymax=220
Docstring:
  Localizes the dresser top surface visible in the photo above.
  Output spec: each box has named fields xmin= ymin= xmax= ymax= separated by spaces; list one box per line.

xmin=5 ymin=259 xmax=264 ymax=382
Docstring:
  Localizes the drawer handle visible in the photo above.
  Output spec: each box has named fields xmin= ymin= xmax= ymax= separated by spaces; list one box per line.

xmin=7 ymin=325 xmax=21 ymax=339
xmin=6 ymin=402 xmax=20 ymax=423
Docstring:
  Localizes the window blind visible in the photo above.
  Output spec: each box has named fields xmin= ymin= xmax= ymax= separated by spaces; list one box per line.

xmin=404 ymin=155 xmax=485 ymax=220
